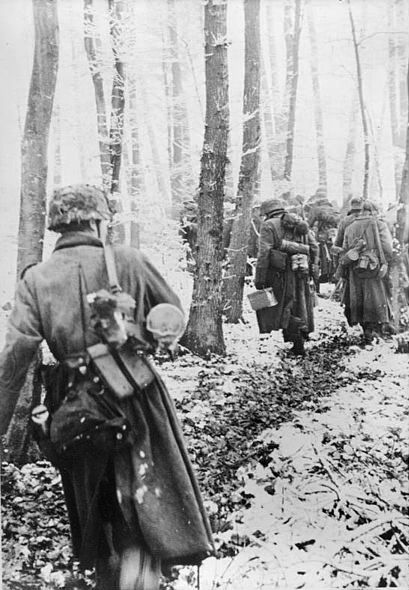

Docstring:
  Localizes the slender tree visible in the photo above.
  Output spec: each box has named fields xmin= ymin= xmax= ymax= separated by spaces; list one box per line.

xmin=83 ymin=0 xmax=111 ymax=185
xmin=307 ymin=0 xmax=327 ymax=191
xmin=262 ymin=1 xmax=281 ymax=181
xmin=128 ymin=73 xmax=144 ymax=248
xmin=343 ymin=92 xmax=359 ymax=204
xmin=347 ymin=0 xmax=370 ymax=200
xmin=167 ymin=0 xmax=193 ymax=216
xmin=109 ymin=0 xmax=125 ymax=195
xmin=52 ymin=102 xmax=62 ymax=186
xmin=398 ymin=58 xmax=409 ymax=245
xmin=224 ymin=0 xmax=261 ymax=323
xmin=182 ymin=0 xmax=229 ymax=356
xmin=7 ymin=0 xmax=59 ymax=463
xmin=283 ymin=0 xmax=302 ymax=181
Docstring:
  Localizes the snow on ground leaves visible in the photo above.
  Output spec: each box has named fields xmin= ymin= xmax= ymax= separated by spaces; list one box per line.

xmin=171 ymin=296 xmax=409 ymax=590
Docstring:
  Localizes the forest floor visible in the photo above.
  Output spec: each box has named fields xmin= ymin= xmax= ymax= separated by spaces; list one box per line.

xmin=1 ymin=287 xmax=409 ymax=589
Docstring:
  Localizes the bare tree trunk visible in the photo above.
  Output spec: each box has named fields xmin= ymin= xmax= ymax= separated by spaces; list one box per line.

xmin=396 ymin=0 xmax=409 ymax=149
xmin=128 ymin=74 xmax=144 ymax=249
xmin=182 ymin=0 xmax=229 ymax=357
xmin=7 ymin=0 xmax=59 ymax=464
xmin=161 ymin=26 xmax=173 ymax=173
xmin=307 ymin=0 xmax=327 ymax=191
xmin=388 ymin=0 xmax=401 ymax=196
xmin=283 ymin=0 xmax=302 ymax=181
xmin=263 ymin=1 xmax=281 ymax=181
xmin=109 ymin=0 xmax=125 ymax=196
xmin=398 ymin=58 xmax=409 ymax=244
xmin=347 ymin=0 xmax=370 ymax=201
xmin=53 ymin=102 xmax=62 ymax=186
xmin=83 ymin=0 xmax=111 ymax=185
xmin=224 ymin=0 xmax=261 ymax=324
xmin=107 ymin=0 xmax=126 ymax=244
xmin=167 ymin=0 xmax=193 ymax=216
xmin=343 ymin=92 xmax=359 ymax=204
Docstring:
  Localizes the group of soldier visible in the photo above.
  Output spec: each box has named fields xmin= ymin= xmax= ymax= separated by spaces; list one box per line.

xmin=180 ymin=188 xmax=408 ymax=354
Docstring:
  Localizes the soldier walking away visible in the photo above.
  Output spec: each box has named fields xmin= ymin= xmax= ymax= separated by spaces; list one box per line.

xmin=0 ymin=185 xmax=214 ymax=590
xmin=254 ymin=198 xmax=319 ymax=356
xmin=340 ymin=200 xmax=394 ymax=343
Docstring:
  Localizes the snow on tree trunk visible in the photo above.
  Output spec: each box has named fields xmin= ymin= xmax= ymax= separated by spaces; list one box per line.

xmin=108 ymin=0 xmax=126 ymax=243
xmin=398 ymin=58 xmax=409 ymax=245
xmin=167 ymin=0 xmax=193 ymax=217
xmin=182 ymin=0 xmax=229 ymax=357
xmin=83 ymin=0 xmax=111 ymax=186
xmin=128 ymin=74 xmax=143 ymax=249
xmin=109 ymin=0 xmax=125 ymax=196
xmin=8 ymin=0 xmax=59 ymax=464
xmin=347 ymin=0 xmax=370 ymax=201
xmin=307 ymin=0 xmax=327 ymax=192
xmin=283 ymin=0 xmax=302 ymax=181
xmin=388 ymin=0 xmax=400 ymax=197
xmin=262 ymin=1 xmax=281 ymax=181
xmin=224 ymin=0 xmax=261 ymax=324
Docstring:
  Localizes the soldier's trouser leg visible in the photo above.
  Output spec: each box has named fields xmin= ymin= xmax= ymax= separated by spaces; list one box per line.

xmin=119 ymin=544 xmax=161 ymax=590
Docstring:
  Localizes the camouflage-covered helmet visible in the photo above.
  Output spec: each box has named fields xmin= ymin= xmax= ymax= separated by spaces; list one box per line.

xmin=260 ymin=198 xmax=285 ymax=217
xmin=47 ymin=184 xmax=111 ymax=231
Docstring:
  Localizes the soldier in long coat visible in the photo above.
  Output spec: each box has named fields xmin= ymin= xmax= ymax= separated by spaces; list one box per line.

xmin=342 ymin=201 xmax=394 ymax=342
xmin=0 ymin=185 xmax=213 ymax=590
xmin=254 ymin=198 xmax=319 ymax=355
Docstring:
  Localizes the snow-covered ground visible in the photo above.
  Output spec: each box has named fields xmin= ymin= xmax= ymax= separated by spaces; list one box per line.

xmin=163 ymin=293 xmax=409 ymax=590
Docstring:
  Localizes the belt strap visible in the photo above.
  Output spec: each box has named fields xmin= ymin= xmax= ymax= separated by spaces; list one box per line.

xmin=103 ymin=242 xmax=122 ymax=295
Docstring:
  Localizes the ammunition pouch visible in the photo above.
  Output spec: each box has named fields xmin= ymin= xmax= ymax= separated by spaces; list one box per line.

xmin=87 ymin=342 xmax=155 ymax=399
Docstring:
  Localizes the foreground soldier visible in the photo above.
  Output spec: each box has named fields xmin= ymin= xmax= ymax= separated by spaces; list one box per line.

xmin=0 ymin=185 xmax=213 ymax=589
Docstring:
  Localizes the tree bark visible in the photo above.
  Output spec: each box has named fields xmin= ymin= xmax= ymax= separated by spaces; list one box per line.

xmin=347 ymin=0 xmax=370 ymax=201
xmin=262 ymin=1 xmax=281 ymax=181
xmin=398 ymin=58 xmax=409 ymax=245
xmin=7 ymin=0 xmax=59 ymax=463
xmin=128 ymin=74 xmax=144 ymax=249
xmin=83 ymin=0 xmax=111 ymax=185
xmin=182 ymin=0 xmax=229 ymax=356
xmin=396 ymin=0 xmax=409 ymax=149
xmin=109 ymin=0 xmax=125 ymax=196
xmin=167 ymin=0 xmax=193 ymax=217
xmin=388 ymin=0 xmax=400 ymax=196
xmin=307 ymin=0 xmax=327 ymax=191
xmin=224 ymin=0 xmax=261 ymax=324
xmin=53 ymin=103 xmax=62 ymax=186
xmin=283 ymin=0 xmax=302 ymax=181
xmin=343 ymin=92 xmax=359 ymax=204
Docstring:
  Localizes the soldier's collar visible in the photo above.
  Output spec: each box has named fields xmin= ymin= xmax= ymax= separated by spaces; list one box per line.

xmin=54 ymin=231 xmax=103 ymax=251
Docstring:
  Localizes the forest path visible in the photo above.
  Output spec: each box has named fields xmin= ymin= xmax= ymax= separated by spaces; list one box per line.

xmin=162 ymin=292 xmax=409 ymax=590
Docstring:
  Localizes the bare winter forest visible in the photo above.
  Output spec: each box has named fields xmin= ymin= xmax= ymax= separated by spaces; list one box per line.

xmin=1 ymin=0 xmax=409 ymax=588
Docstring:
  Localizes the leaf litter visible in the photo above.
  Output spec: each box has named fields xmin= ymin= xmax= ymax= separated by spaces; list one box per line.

xmin=2 ymin=295 xmax=409 ymax=589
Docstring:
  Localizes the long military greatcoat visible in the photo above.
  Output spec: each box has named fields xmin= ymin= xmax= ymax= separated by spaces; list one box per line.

xmin=342 ymin=215 xmax=393 ymax=327
xmin=254 ymin=213 xmax=318 ymax=343
xmin=0 ymin=231 xmax=214 ymax=568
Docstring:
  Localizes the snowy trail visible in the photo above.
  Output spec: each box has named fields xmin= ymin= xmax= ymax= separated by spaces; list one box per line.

xmin=165 ymin=295 xmax=409 ymax=590
xmin=1 ymin=294 xmax=409 ymax=589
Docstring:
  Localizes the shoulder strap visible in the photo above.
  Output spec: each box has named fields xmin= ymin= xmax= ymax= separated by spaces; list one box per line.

xmin=372 ymin=220 xmax=387 ymax=265
xmin=103 ymin=242 xmax=122 ymax=295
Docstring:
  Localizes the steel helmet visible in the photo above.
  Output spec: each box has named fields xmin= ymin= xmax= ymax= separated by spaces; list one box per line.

xmin=47 ymin=184 xmax=111 ymax=231
xmin=260 ymin=198 xmax=285 ymax=217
